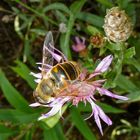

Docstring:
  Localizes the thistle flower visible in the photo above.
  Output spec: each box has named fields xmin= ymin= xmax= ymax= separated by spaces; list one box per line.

xmin=103 ymin=7 xmax=133 ymax=43
xmin=30 ymin=52 xmax=128 ymax=135
xmin=72 ymin=37 xmax=86 ymax=52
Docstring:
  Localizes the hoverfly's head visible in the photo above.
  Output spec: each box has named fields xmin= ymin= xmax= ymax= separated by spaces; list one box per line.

xmin=33 ymin=79 xmax=54 ymax=104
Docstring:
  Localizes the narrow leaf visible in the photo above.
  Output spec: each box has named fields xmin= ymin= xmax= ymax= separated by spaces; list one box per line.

xmin=0 ymin=69 xmax=32 ymax=113
xmin=71 ymin=107 xmax=96 ymax=140
xmin=116 ymin=75 xmax=140 ymax=102
xmin=70 ymin=0 xmax=86 ymax=16
xmin=0 ymin=109 xmax=40 ymax=124
xmin=0 ymin=124 xmax=16 ymax=140
xmin=43 ymin=124 xmax=65 ymax=140
xmin=96 ymin=0 xmax=113 ymax=7
xmin=43 ymin=2 xmax=70 ymax=14
xmin=77 ymin=12 xmax=104 ymax=28
xmin=11 ymin=60 xmax=36 ymax=89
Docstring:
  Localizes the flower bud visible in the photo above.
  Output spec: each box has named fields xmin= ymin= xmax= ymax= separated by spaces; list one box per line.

xmin=90 ymin=34 xmax=105 ymax=48
xmin=103 ymin=7 xmax=133 ymax=43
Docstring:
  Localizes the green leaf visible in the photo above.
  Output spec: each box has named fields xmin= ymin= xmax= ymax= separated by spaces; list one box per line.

xmin=42 ymin=105 xmax=67 ymax=128
xmin=0 ymin=124 xmax=16 ymax=140
xmin=60 ymin=0 xmax=86 ymax=59
xmin=96 ymin=0 xmax=113 ymax=7
xmin=70 ymin=0 xmax=86 ymax=16
xmin=55 ymin=10 xmax=68 ymax=23
xmin=116 ymin=75 xmax=140 ymax=102
xmin=71 ymin=107 xmax=96 ymax=140
xmin=77 ymin=12 xmax=104 ymax=28
xmin=11 ymin=60 xmax=36 ymax=89
xmin=43 ymin=2 xmax=70 ymax=14
xmin=59 ymin=14 xmax=73 ymax=59
xmin=125 ymin=58 xmax=140 ymax=72
xmin=87 ymin=25 xmax=101 ymax=35
xmin=124 ymin=47 xmax=135 ymax=59
xmin=43 ymin=123 xmax=66 ymax=140
xmin=54 ymin=123 xmax=66 ymax=140
xmin=0 ymin=109 xmax=40 ymax=124
xmin=0 ymin=69 xmax=33 ymax=113
xmin=30 ymin=28 xmax=47 ymax=36
xmin=117 ymin=0 xmax=130 ymax=9
xmin=106 ymin=42 xmax=122 ymax=51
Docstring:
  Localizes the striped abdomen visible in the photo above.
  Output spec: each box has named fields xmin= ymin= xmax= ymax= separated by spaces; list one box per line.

xmin=49 ymin=61 xmax=80 ymax=92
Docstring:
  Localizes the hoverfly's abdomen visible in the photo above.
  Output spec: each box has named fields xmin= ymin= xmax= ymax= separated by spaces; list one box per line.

xmin=51 ymin=61 xmax=80 ymax=82
xmin=50 ymin=61 xmax=80 ymax=93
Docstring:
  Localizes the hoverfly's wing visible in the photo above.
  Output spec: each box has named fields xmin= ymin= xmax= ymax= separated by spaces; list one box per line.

xmin=41 ymin=31 xmax=68 ymax=77
xmin=41 ymin=31 xmax=54 ymax=74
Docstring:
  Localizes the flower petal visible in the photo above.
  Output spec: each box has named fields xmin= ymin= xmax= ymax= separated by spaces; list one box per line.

xmin=97 ymin=87 xmax=128 ymax=100
xmin=29 ymin=102 xmax=41 ymax=107
xmin=30 ymin=72 xmax=42 ymax=79
xmin=38 ymin=104 xmax=62 ymax=120
xmin=45 ymin=45 xmax=63 ymax=62
xmin=86 ymin=98 xmax=112 ymax=135
xmin=72 ymin=37 xmax=86 ymax=52
xmin=94 ymin=104 xmax=112 ymax=126
xmin=38 ymin=97 xmax=70 ymax=120
xmin=36 ymin=62 xmax=53 ymax=69
xmin=34 ymin=79 xmax=41 ymax=83
xmin=86 ymin=98 xmax=103 ymax=135
xmin=95 ymin=55 xmax=113 ymax=73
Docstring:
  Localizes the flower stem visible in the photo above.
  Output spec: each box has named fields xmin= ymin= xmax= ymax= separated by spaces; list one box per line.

xmin=114 ymin=42 xmax=125 ymax=81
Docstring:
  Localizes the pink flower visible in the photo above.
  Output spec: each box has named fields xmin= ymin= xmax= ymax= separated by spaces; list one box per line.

xmin=30 ymin=55 xmax=128 ymax=135
xmin=72 ymin=37 xmax=86 ymax=52
xmin=30 ymin=32 xmax=128 ymax=135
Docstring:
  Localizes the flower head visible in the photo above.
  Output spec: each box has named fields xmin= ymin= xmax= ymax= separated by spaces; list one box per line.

xmin=90 ymin=34 xmax=105 ymax=48
xmin=31 ymin=52 xmax=128 ymax=135
xmin=103 ymin=7 xmax=133 ymax=42
xmin=72 ymin=37 xmax=86 ymax=52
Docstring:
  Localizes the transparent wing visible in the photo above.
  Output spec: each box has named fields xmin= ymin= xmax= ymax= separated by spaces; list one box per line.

xmin=42 ymin=31 xmax=54 ymax=74
xmin=41 ymin=31 xmax=68 ymax=77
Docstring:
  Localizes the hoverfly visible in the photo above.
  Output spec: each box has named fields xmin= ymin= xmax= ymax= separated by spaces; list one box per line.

xmin=33 ymin=32 xmax=81 ymax=104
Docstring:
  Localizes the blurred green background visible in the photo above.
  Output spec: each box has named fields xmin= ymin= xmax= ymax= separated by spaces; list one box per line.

xmin=0 ymin=0 xmax=140 ymax=140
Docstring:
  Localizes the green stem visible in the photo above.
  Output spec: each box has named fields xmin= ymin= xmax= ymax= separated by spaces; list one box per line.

xmin=114 ymin=42 xmax=125 ymax=81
